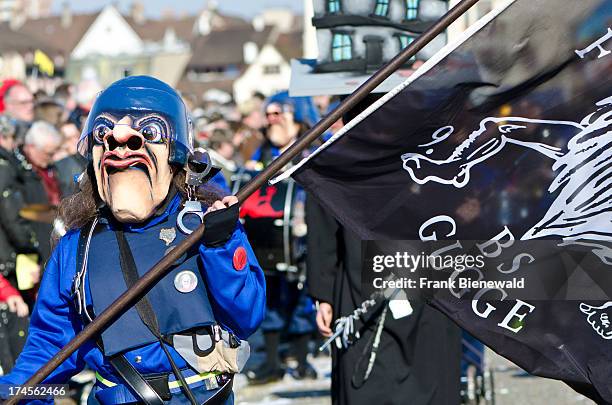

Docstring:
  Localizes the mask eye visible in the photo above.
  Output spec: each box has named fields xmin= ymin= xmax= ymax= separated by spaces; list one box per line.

xmin=138 ymin=117 xmax=167 ymax=143
xmin=93 ymin=121 xmax=113 ymax=143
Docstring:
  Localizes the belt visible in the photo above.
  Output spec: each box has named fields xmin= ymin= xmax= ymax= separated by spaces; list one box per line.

xmin=96 ymin=370 xmax=232 ymax=403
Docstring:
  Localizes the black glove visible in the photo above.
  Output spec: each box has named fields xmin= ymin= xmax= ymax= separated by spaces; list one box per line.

xmin=202 ymin=203 xmax=239 ymax=247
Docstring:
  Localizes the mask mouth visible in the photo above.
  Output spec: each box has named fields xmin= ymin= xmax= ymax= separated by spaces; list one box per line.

xmin=102 ymin=150 xmax=152 ymax=175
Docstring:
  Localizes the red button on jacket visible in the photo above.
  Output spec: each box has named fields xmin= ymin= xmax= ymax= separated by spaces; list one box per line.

xmin=233 ymin=247 xmax=247 ymax=271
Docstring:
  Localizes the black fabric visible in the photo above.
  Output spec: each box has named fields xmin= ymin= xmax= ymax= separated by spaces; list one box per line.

xmin=145 ymin=374 xmax=172 ymax=401
xmin=296 ymin=2 xmax=612 ymax=403
xmin=205 ymin=376 xmax=233 ymax=405
xmin=202 ymin=204 xmax=239 ymax=248
xmin=263 ymin=331 xmax=281 ymax=369
xmin=12 ymin=148 xmax=53 ymax=264
xmin=306 ymin=198 xmax=461 ymax=405
xmin=103 ymin=343 xmax=165 ymax=405
xmin=293 ymin=333 xmax=309 ymax=367
xmin=0 ymin=308 xmax=28 ymax=374
xmin=0 ymin=147 xmax=40 ymax=291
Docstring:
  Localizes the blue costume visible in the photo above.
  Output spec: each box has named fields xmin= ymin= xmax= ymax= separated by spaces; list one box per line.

xmin=0 ymin=77 xmax=266 ymax=404
xmin=240 ymin=91 xmax=317 ymax=383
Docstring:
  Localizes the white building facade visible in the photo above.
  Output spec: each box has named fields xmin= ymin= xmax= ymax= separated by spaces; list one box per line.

xmin=312 ymin=0 xmax=448 ymax=72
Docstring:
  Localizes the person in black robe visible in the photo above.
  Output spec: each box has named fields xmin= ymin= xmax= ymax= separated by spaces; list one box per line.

xmin=306 ymin=192 xmax=463 ymax=405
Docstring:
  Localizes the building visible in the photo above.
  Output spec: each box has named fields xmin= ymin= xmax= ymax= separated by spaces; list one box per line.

xmin=177 ymin=8 xmax=303 ymax=105
xmin=233 ymin=29 xmax=302 ymax=104
xmin=312 ymin=0 xmax=449 ymax=72
xmin=0 ymin=2 xmax=305 ymax=104
xmin=447 ymin=0 xmax=505 ymax=41
xmin=0 ymin=0 xmax=52 ymax=22
xmin=0 ymin=22 xmax=57 ymax=80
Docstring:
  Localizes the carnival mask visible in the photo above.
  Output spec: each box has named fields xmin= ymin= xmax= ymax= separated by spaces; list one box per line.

xmin=91 ymin=114 xmax=173 ymax=223
xmin=78 ymin=76 xmax=193 ymax=223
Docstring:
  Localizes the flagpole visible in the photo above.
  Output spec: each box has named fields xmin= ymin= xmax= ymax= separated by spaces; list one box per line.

xmin=6 ymin=0 xmax=480 ymax=402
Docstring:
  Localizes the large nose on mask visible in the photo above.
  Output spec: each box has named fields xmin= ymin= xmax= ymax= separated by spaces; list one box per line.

xmin=105 ymin=116 xmax=144 ymax=151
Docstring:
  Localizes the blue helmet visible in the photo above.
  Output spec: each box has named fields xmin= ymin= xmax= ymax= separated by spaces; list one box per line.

xmin=78 ymin=76 xmax=193 ymax=166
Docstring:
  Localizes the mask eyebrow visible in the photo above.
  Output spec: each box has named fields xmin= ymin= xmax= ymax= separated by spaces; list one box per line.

xmin=94 ymin=113 xmax=118 ymax=123
xmin=133 ymin=113 xmax=169 ymax=128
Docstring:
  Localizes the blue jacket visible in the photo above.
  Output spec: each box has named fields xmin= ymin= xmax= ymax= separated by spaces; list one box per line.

xmin=0 ymin=196 xmax=266 ymax=404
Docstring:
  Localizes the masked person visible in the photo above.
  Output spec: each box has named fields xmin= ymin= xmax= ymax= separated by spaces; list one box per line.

xmin=240 ymin=93 xmax=318 ymax=384
xmin=0 ymin=76 xmax=266 ymax=405
xmin=246 ymin=91 xmax=317 ymax=170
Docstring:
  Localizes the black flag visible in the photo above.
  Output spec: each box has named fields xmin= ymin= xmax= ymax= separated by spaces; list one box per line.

xmin=283 ymin=0 xmax=612 ymax=402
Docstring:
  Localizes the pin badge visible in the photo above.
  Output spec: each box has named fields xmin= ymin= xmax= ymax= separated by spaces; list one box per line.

xmin=233 ymin=247 xmax=247 ymax=271
xmin=174 ymin=270 xmax=198 ymax=293
xmin=159 ymin=227 xmax=176 ymax=246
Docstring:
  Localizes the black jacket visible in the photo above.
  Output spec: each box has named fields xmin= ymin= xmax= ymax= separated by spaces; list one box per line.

xmin=12 ymin=149 xmax=54 ymax=264
xmin=306 ymin=197 xmax=462 ymax=405
xmin=0 ymin=147 xmax=40 ymax=288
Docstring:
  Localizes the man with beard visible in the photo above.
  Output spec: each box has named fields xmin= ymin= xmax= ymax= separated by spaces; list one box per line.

xmin=243 ymin=93 xmax=318 ymax=383
xmin=0 ymin=76 xmax=266 ymax=404
xmin=246 ymin=102 xmax=301 ymax=169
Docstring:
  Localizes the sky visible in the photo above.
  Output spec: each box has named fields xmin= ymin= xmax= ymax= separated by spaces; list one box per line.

xmin=52 ymin=0 xmax=304 ymax=19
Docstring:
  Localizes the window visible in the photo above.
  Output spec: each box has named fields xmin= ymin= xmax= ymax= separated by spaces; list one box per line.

xmin=331 ymin=32 xmax=352 ymax=62
xmin=373 ymin=0 xmax=390 ymax=17
xmin=397 ymin=35 xmax=416 ymax=62
xmin=263 ymin=65 xmax=281 ymax=75
xmin=328 ymin=0 xmax=341 ymax=14
xmin=398 ymin=35 xmax=414 ymax=50
xmin=405 ymin=0 xmax=419 ymax=20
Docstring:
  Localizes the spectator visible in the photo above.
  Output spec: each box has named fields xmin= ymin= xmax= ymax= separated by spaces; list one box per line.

xmin=1 ymin=82 xmax=34 ymax=141
xmin=53 ymin=122 xmax=87 ymax=197
xmin=208 ymin=128 xmax=237 ymax=185
xmin=247 ymin=103 xmax=291 ymax=169
xmin=2 ymin=84 xmax=34 ymax=124
xmin=53 ymin=82 xmax=77 ymax=123
xmin=34 ymin=95 xmax=63 ymax=129
xmin=0 ymin=80 xmax=20 ymax=114
xmin=68 ymin=80 xmax=101 ymax=130
xmin=0 ymin=115 xmax=40 ymax=290
xmin=0 ymin=116 xmax=37 ymax=374
xmin=14 ymin=121 xmax=62 ymax=264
